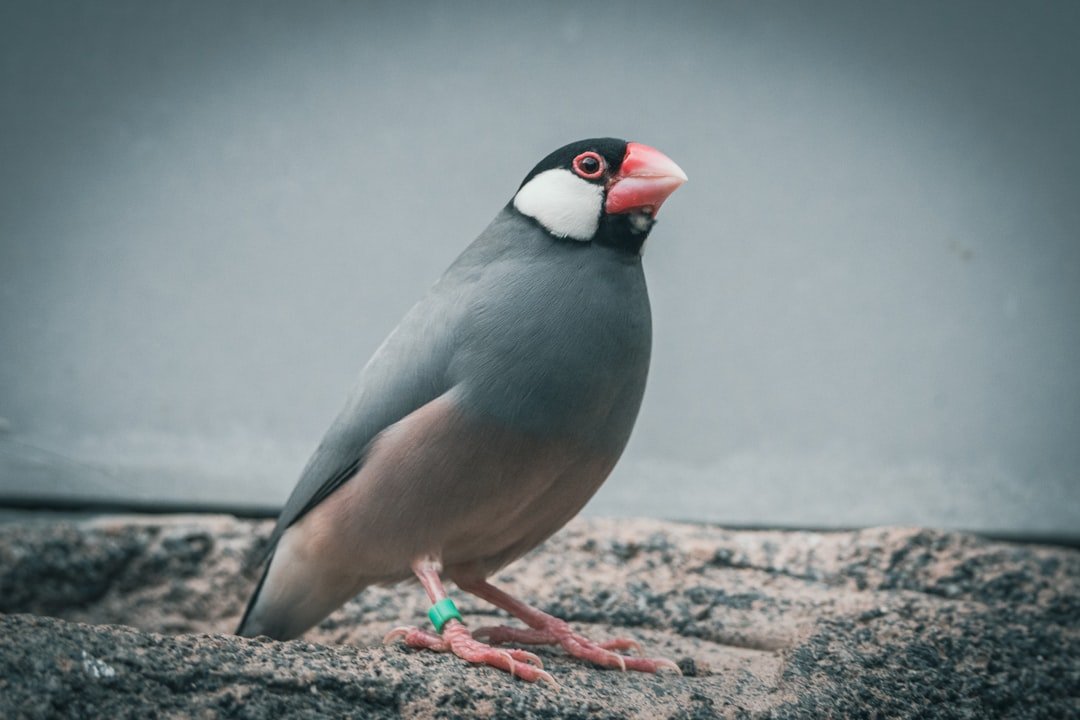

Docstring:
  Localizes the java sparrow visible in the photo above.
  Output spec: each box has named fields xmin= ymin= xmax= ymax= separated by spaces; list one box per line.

xmin=237 ymin=138 xmax=687 ymax=684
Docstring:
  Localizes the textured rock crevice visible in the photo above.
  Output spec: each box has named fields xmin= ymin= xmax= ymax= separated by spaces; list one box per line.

xmin=0 ymin=514 xmax=1077 ymax=718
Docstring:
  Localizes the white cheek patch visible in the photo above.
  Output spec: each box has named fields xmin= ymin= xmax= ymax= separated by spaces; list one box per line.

xmin=512 ymin=169 xmax=603 ymax=241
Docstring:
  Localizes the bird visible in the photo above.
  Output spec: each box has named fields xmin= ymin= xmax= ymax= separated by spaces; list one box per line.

xmin=236 ymin=138 xmax=687 ymax=684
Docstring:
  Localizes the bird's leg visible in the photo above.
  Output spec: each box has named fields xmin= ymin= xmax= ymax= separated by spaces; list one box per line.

xmin=383 ymin=558 xmax=557 ymax=686
xmin=462 ymin=579 xmax=681 ymax=674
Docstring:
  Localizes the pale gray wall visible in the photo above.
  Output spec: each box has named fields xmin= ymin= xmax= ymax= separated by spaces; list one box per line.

xmin=1 ymin=1 xmax=1077 ymax=534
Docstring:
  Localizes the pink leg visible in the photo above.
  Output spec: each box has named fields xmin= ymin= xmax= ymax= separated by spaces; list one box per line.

xmin=383 ymin=559 xmax=557 ymax=686
xmin=461 ymin=579 xmax=681 ymax=675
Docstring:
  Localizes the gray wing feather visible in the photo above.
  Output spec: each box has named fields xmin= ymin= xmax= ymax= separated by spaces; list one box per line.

xmin=253 ymin=268 xmax=474 ymax=567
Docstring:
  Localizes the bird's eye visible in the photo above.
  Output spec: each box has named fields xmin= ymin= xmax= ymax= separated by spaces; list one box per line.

xmin=572 ymin=151 xmax=605 ymax=180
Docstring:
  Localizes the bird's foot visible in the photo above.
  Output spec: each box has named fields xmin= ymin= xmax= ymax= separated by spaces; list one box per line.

xmin=473 ymin=619 xmax=681 ymax=674
xmin=384 ymin=620 xmax=559 ymax=686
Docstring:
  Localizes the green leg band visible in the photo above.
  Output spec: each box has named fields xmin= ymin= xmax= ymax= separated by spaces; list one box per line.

xmin=428 ymin=598 xmax=463 ymax=634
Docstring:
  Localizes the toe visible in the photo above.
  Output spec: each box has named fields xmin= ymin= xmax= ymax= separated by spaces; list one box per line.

xmin=473 ymin=624 xmax=556 ymax=646
xmin=383 ymin=625 xmax=449 ymax=651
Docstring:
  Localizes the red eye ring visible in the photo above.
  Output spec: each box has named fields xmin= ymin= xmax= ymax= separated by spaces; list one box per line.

xmin=572 ymin=151 xmax=605 ymax=180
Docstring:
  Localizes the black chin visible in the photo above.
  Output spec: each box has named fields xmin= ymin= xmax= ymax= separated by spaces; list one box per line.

xmin=593 ymin=211 xmax=655 ymax=255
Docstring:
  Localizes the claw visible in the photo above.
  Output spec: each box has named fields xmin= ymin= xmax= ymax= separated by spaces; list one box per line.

xmin=511 ymin=649 xmax=545 ymax=669
xmin=654 ymin=658 xmax=683 ymax=675
xmin=383 ymin=626 xmax=410 ymax=644
xmin=501 ymin=650 xmax=517 ymax=678
xmin=609 ymin=651 xmax=627 ymax=673
xmin=538 ymin=669 xmax=562 ymax=691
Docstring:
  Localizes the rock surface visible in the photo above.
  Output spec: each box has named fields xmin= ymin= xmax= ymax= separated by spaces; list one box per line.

xmin=0 ymin=513 xmax=1077 ymax=718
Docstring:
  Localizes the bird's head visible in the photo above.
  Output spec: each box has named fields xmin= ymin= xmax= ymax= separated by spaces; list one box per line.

xmin=511 ymin=138 xmax=687 ymax=254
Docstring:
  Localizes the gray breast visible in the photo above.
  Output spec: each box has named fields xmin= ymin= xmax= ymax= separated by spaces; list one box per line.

xmin=446 ymin=209 xmax=653 ymax=455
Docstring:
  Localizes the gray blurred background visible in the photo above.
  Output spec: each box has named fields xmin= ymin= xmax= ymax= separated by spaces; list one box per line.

xmin=1 ymin=1 xmax=1077 ymax=536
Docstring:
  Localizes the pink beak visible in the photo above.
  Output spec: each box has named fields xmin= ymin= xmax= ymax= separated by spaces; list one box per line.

xmin=604 ymin=142 xmax=688 ymax=215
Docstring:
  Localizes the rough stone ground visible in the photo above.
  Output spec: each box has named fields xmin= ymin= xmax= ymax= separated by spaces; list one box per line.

xmin=0 ymin=514 xmax=1076 ymax=719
